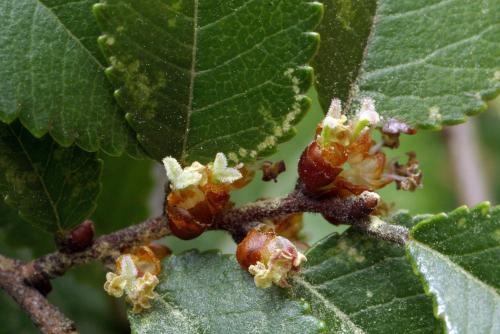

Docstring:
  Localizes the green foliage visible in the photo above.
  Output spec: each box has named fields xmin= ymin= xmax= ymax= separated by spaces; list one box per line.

xmin=0 ymin=0 xmax=141 ymax=156
xmin=130 ymin=227 xmax=443 ymax=333
xmin=128 ymin=251 xmax=325 ymax=334
xmin=407 ymin=203 xmax=500 ymax=333
xmin=315 ymin=0 xmax=500 ymax=128
xmin=0 ymin=122 xmax=102 ymax=233
xmin=292 ymin=229 xmax=441 ymax=333
xmin=94 ymin=0 xmax=322 ymax=163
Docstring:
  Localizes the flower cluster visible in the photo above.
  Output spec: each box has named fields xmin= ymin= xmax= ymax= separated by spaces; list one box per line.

xmin=104 ymin=246 xmax=164 ymax=313
xmin=236 ymin=229 xmax=306 ymax=288
xmin=298 ymin=98 xmax=421 ymax=198
xmin=163 ymin=153 xmax=253 ymax=239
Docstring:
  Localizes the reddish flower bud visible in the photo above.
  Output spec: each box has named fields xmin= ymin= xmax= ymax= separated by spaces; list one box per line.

xmin=298 ymin=141 xmax=343 ymax=194
xmin=167 ymin=206 xmax=206 ymax=240
xmin=147 ymin=242 xmax=171 ymax=260
xmin=57 ymin=220 xmax=95 ymax=253
xmin=236 ymin=229 xmax=306 ymax=288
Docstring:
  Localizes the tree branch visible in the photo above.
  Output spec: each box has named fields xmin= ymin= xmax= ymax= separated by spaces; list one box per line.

xmin=2 ymin=187 xmax=402 ymax=333
xmin=27 ymin=216 xmax=170 ymax=283
xmin=0 ymin=255 xmax=76 ymax=334
xmin=352 ymin=216 xmax=409 ymax=245
xmin=215 ymin=189 xmax=380 ymax=242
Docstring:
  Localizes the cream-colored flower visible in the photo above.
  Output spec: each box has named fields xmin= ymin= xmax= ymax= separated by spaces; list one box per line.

xmin=127 ymin=272 xmax=160 ymax=313
xmin=104 ymin=254 xmax=160 ymax=313
xmin=210 ymin=152 xmax=242 ymax=184
xmin=104 ymin=255 xmax=137 ymax=297
xmin=248 ymin=238 xmax=307 ymax=289
xmin=320 ymin=114 xmax=350 ymax=147
xmin=163 ymin=156 xmax=203 ymax=190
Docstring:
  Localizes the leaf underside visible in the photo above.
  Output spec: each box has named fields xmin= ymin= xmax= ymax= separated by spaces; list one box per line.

xmin=0 ymin=0 xmax=142 ymax=156
xmin=94 ymin=0 xmax=323 ymax=163
xmin=407 ymin=203 xmax=500 ymax=333
xmin=0 ymin=122 xmax=102 ymax=233
xmin=315 ymin=0 xmax=500 ymax=128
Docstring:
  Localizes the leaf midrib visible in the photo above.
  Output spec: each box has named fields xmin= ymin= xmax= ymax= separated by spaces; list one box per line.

xmin=293 ymin=276 xmax=366 ymax=334
xmin=180 ymin=0 xmax=199 ymax=162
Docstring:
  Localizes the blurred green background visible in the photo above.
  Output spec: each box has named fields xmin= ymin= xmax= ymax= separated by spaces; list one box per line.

xmin=1 ymin=92 xmax=499 ymax=333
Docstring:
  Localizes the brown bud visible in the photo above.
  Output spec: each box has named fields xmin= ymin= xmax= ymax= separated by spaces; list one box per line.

xmin=380 ymin=119 xmax=417 ymax=149
xmin=167 ymin=206 xmax=207 ymax=240
xmin=236 ymin=229 xmax=271 ymax=270
xmin=298 ymin=141 xmax=343 ymax=195
xmin=261 ymin=160 xmax=286 ymax=182
xmin=236 ymin=229 xmax=307 ymax=288
xmin=147 ymin=242 xmax=171 ymax=260
xmin=57 ymin=220 xmax=95 ymax=253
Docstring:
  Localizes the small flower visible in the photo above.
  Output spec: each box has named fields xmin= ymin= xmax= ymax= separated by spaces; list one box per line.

xmin=210 ymin=152 xmax=242 ymax=184
xmin=319 ymin=115 xmax=350 ymax=147
xmin=236 ymin=229 xmax=306 ymax=288
xmin=104 ymin=255 xmax=138 ymax=298
xmin=127 ymin=272 xmax=159 ymax=313
xmin=357 ymin=97 xmax=380 ymax=126
xmin=104 ymin=248 xmax=161 ymax=313
xmin=163 ymin=156 xmax=203 ymax=190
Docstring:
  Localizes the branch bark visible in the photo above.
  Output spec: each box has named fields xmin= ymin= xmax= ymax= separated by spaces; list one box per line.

xmin=2 ymin=187 xmax=402 ymax=333
xmin=0 ymin=255 xmax=76 ymax=334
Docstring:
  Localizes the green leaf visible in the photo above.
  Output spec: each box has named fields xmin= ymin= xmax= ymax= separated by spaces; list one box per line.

xmin=92 ymin=153 xmax=154 ymax=234
xmin=314 ymin=0 xmax=500 ymax=128
xmin=130 ymin=228 xmax=441 ymax=333
xmin=0 ymin=0 xmax=142 ymax=156
xmin=0 ymin=200 xmax=55 ymax=257
xmin=407 ymin=203 xmax=500 ymax=333
xmin=128 ymin=251 xmax=325 ymax=334
xmin=94 ymin=0 xmax=323 ymax=163
xmin=0 ymin=122 xmax=102 ymax=233
xmin=292 ymin=229 xmax=441 ymax=333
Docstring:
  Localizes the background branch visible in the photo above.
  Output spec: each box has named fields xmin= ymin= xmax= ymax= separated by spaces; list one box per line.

xmin=444 ymin=119 xmax=492 ymax=205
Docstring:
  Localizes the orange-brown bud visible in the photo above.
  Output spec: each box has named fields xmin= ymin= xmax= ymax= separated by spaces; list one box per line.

xmin=298 ymin=141 xmax=343 ymax=194
xmin=236 ymin=229 xmax=307 ymax=288
xmin=236 ymin=229 xmax=271 ymax=270
xmin=167 ymin=206 xmax=206 ymax=240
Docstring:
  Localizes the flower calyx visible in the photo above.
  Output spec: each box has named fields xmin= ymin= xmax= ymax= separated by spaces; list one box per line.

xmin=236 ymin=229 xmax=306 ymax=288
xmin=298 ymin=98 xmax=421 ymax=198
xmin=104 ymin=245 xmax=165 ymax=313
xmin=164 ymin=153 xmax=254 ymax=239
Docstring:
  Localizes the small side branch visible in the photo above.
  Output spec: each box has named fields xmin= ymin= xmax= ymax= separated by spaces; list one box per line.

xmin=0 ymin=255 xmax=76 ymax=334
xmin=28 ymin=216 xmax=169 ymax=283
xmin=353 ymin=217 xmax=409 ymax=245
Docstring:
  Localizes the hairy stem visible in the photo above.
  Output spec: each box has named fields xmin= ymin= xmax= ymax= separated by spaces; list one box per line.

xmin=215 ymin=190 xmax=380 ymax=242
xmin=352 ymin=216 xmax=409 ymax=245
xmin=1 ymin=187 xmax=406 ymax=333
xmin=28 ymin=216 xmax=169 ymax=282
